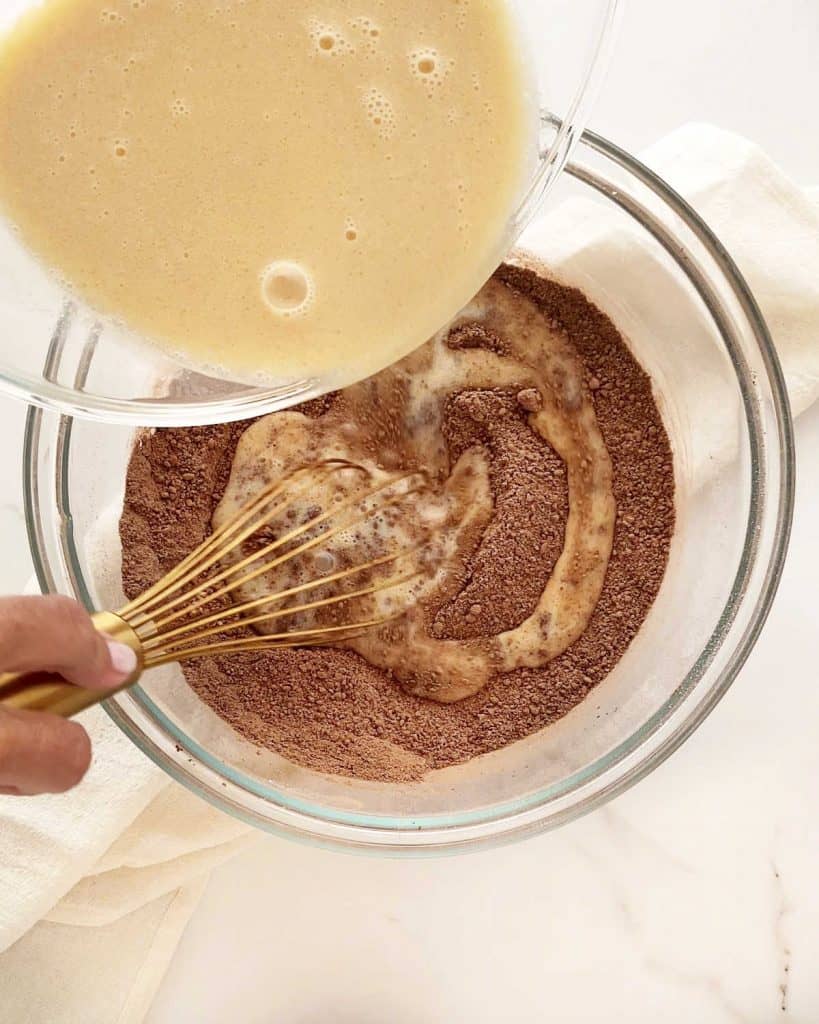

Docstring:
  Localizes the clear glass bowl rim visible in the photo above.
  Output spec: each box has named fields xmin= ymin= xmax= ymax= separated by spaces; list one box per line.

xmin=23 ymin=126 xmax=795 ymax=854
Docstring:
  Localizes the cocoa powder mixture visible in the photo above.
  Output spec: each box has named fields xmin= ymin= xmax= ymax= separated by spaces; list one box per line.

xmin=120 ymin=265 xmax=675 ymax=782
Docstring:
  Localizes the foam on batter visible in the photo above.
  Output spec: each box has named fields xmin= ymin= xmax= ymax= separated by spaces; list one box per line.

xmin=214 ymin=275 xmax=617 ymax=703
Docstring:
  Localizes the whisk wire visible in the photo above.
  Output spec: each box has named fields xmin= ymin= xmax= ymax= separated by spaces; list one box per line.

xmin=121 ymin=461 xmax=353 ymax=621
xmin=132 ymin=472 xmax=424 ymax=634
xmin=140 ymin=555 xmax=420 ymax=654
xmin=0 ymin=460 xmax=435 ymax=719
xmin=142 ymin=616 xmax=390 ymax=668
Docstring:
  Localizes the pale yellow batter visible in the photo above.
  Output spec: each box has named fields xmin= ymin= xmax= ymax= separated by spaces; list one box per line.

xmin=0 ymin=0 xmax=536 ymax=386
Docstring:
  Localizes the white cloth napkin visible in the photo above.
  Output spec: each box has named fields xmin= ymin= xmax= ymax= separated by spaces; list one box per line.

xmin=0 ymin=123 xmax=817 ymax=1023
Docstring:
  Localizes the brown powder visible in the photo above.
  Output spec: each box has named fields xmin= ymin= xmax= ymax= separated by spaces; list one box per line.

xmin=431 ymin=387 xmax=569 ymax=639
xmin=120 ymin=265 xmax=675 ymax=782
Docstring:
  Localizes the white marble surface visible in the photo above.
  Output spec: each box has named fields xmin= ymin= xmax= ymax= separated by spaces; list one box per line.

xmin=148 ymin=408 xmax=819 ymax=1024
xmin=0 ymin=0 xmax=817 ymax=1020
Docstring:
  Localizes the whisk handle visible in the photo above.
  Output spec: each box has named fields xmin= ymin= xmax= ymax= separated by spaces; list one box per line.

xmin=0 ymin=612 xmax=143 ymax=718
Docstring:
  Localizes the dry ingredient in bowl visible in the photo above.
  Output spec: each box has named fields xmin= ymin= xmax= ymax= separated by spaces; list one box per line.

xmin=120 ymin=264 xmax=675 ymax=782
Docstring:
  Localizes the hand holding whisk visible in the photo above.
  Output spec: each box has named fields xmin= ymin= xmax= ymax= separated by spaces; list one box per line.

xmin=0 ymin=460 xmax=430 ymax=717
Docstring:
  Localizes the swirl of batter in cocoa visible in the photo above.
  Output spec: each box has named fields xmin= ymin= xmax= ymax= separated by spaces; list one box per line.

xmin=120 ymin=264 xmax=675 ymax=782
xmin=213 ymin=275 xmax=616 ymax=703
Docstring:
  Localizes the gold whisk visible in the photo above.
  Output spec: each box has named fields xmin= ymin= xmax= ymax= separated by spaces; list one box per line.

xmin=0 ymin=460 xmax=428 ymax=718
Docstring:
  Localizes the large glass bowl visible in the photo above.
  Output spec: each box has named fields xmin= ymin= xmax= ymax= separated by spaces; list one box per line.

xmin=23 ymin=130 xmax=794 ymax=853
xmin=0 ymin=0 xmax=619 ymax=425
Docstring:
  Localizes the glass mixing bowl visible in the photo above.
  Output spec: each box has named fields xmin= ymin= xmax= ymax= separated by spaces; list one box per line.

xmin=24 ymin=130 xmax=794 ymax=853
xmin=0 ymin=0 xmax=619 ymax=425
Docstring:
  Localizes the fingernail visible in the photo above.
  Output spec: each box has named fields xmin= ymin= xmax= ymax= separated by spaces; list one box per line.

xmin=106 ymin=639 xmax=138 ymax=679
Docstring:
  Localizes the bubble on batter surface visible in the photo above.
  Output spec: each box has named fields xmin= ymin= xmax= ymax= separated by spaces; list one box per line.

xmin=311 ymin=550 xmax=338 ymax=574
xmin=307 ymin=19 xmax=355 ymax=58
xmin=408 ymin=46 xmax=454 ymax=93
xmin=451 ymin=0 xmax=471 ymax=26
xmin=260 ymin=261 xmax=315 ymax=318
xmin=362 ymin=87 xmax=396 ymax=139
xmin=100 ymin=8 xmax=126 ymax=25
xmin=344 ymin=216 xmax=359 ymax=242
xmin=170 ymin=97 xmax=190 ymax=118
xmin=454 ymin=178 xmax=467 ymax=213
xmin=349 ymin=15 xmax=381 ymax=54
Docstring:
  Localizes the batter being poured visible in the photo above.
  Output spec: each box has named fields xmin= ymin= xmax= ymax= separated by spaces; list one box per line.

xmin=0 ymin=0 xmax=537 ymax=386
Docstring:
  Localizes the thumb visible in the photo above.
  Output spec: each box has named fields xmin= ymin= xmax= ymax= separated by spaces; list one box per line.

xmin=0 ymin=595 xmax=137 ymax=690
